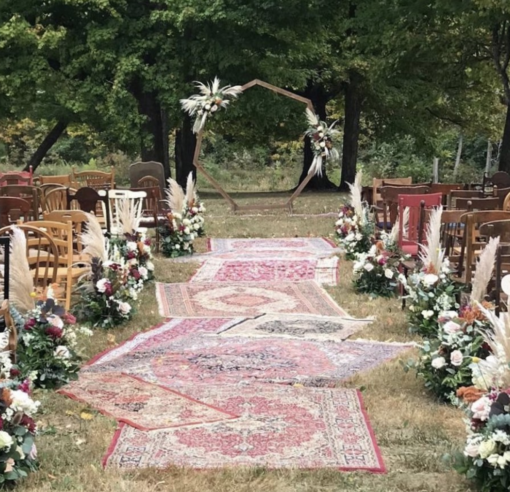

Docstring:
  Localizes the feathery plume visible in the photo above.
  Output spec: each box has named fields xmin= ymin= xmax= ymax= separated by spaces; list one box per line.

xmin=471 ymin=236 xmax=500 ymax=304
xmin=184 ymin=173 xmax=197 ymax=208
xmin=116 ymin=197 xmax=142 ymax=234
xmin=418 ymin=206 xmax=444 ymax=274
xmin=306 ymin=108 xmax=320 ymax=127
xmin=8 ymin=227 xmax=35 ymax=313
xmin=347 ymin=170 xmax=364 ymax=222
xmin=165 ymin=178 xmax=185 ymax=213
xmin=81 ymin=213 xmax=107 ymax=262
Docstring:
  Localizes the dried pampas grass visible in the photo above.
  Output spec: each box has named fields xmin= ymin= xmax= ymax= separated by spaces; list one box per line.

xmin=418 ymin=206 xmax=444 ymax=274
xmin=116 ymin=197 xmax=142 ymax=234
xmin=347 ymin=171 xmax=364 ymax=222
xmin=184 ymin=173 xmax=197 ymax=208
xmin=8 ymin=227 xmax=35 ymax=313
xmin=471 ymin=236 xmax=499 ymax=304
xmin=165 ymin=178 xmax=185 ymax=214
xmin=81 ymin=213 xmax=107 ymax=262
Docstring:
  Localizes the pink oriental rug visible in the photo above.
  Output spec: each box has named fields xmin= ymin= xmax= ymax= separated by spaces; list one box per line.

xmin=103 ymin=385 xmax=385 ymax=473
xmin=156 ymin=281 xmax=347 ymax=318
xmin=190 ymin=258 xmax=338 ymax=285
xmin=59 ymin=372 xmax=237 ymax=431
xmin=208 ymin=237 xmax=338 ymax=255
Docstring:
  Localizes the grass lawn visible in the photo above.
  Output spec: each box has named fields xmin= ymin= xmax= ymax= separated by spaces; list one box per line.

xmin=20 ymin=190 xmax=473 ymax=492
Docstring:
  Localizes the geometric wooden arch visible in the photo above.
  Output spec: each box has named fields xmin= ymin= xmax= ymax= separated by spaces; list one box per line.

xmin=193 ymin=79 xmax=317 ymax=214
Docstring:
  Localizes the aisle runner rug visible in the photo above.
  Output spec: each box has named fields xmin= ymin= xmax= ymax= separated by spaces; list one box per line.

xmin=85 ymin=318 xmax=243 ymax=368
xmin=86 ymin=337 xmax=409 ymax=388
xmin=104 ymin=385 xmax=385 ymax=473
xmin=191 ymin=258 xmax=339 ymax=285
xmin=208 ymin=237 xmax=338 ymax=254
xmin=156 ymin=281 xmax=346 ymax=318
xmin=218 ymin=313 xmax=373 ymax=342
xmin=59 ymin=372 xmax=236 ymax=431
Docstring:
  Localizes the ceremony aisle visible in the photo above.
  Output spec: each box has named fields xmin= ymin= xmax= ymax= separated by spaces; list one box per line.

xmin=21 ymin=193 xmax=470 ymax=492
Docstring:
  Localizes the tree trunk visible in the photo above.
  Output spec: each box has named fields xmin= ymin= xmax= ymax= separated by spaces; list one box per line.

xmin=339 ymin=72 xmax=363 ymax=191
xmin=453 ymin=133 xmax=463 ymax=180
xmin=24 ymin=120 xmax=68 ymax=172
xmin=499 ymin=104 xmax=510 ymax=174
xmin=135 ymin=89 xmax=170 ymax=179
xmin=175 ymin=113 xmax=197 ymax=188
xmin=298 ymin=83 xmax=337 ymax=190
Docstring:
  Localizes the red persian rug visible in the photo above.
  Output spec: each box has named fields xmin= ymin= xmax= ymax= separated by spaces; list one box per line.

xmin=59 ymin=372 xmax=237 ymax=431
xmin=190 ymin=258 xmax=339 ymax=285
xmin=156 ymin=281 xmax=347 ymax=318
xmin=208 ymin=237 xmax=338 ymax=254
xmin=104 ymin=385 xmax=385 ymax=473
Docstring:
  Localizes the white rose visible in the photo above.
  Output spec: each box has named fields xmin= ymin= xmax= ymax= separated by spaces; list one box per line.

xmin=139 ymin=266 xmax=148 ymax=279
xmin=184 ymin=227 xmax=190 ymax=235
xmin=479 ymin=440 xmax=497 ymax=458
xmin=364 ymin=263 xmax=374 ymax=272
xmin=450 ymin=350 xmax=464 ymax=366
xmin=147 ymin=261 xmax=155 ymax=271
xmin=182 ymin=218 xmax=191 ymax=226
xmin=431 ymin=357 xmax=446 ymax=369
xmin=423 ymin=274 xmax=439 ymax=286
xmin=194 ymin=223 xmax=201 ymax=230
xmin=175 ymin=244 xmax=181 ymax=250
xmin=96 ymin=278 xmax=109 ymax=293
xmin=443 ymin=321 xmax=462 ymax=334
xmin=487 ymin=453 xmax=507 ymax=469
xmin=116 ymin=301 xmax=132 ymax=315
xmin=10 ymin=390 xmax=40 ymax=416
xmin=353 ymin=262 xmax=363 ymax=272
xmin=421 ymin=310 xmax=434 ymax=320
xmin=204 ymin=104 xmax=211 ymax=111
xmin=471 ymin=396 xmax=492 ymax=422
xmin=211 ymin=104 xmax=218 ymax=112
xmin=0 ymin=431 xmax=13 ymax=450
xmin=126 ymin=242 xmax=137 ymax=252
xmin=54 ymin=346 xmax=71 ymax=360
xmin=384 ymin=269 xmax=394 ymax=279
xmin=319 ymin=142 xmax=326 ymax=148
xmin=192 ymin=207 xmax=198 ymax=213
xmin=464 ymin=442 xmax=480 ymax=458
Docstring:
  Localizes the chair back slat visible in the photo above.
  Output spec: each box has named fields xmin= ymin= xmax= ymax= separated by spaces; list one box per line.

xmin=455 ymin=197 xmax=500 ymax=211
xmin=372 ymin=177 xmax=412 ymax=206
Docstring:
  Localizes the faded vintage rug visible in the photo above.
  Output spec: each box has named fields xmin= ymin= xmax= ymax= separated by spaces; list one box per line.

xmin=85 ymin=318 xmax=244 ymax=368
xmin=208 ymin=237 xmax=339 ymax=255
xmin=190 ymin=257 xmax=339 ymax=285
xmin=86 ymin=336 xmax=410 ymax=388
xmin=104 ymin=385 xmax=385 ymax=473
xmin=217 ymin=313 xmax=373 ymax=342
xmin=59 ymin=372 xmax=237 ymax=431
xmin=156 ymin=281 xmax=347 ymax=318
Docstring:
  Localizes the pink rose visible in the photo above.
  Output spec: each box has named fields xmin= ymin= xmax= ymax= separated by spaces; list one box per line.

xmin=443 ymin=321 xmax=462 ymax=334
xmin=471 ymin=396 xmax=491 ymax=421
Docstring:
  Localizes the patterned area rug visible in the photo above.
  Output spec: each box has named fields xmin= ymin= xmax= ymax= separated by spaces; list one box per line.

xmin=217 ymin=313 xmax=373 ymax=342
xmin=156 ymin=281 xmax=347 ymax=318
xmin=59 ymin=372 xmax=237 ymax=431
xmin=208 ymin=237 xmax=338 ymax=255
xmin=85 ymin=334 xmax=410 ymax=388
xmin=190 ymin=258 xmax=339 ymax=285
xmin=104 ymin=385 xmax=385 ymax=473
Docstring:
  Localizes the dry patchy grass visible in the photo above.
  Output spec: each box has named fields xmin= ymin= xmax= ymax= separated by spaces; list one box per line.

xmin=19 ymin=191 xmax=474 ymax=492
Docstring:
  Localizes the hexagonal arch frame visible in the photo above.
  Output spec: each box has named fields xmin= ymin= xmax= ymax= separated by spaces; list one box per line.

xmin=192 ymin=79 xmax=316 ymax=214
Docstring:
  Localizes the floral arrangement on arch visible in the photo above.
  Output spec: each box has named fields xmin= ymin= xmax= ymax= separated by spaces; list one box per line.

xmin=453 ymin=302 xmax=510 ymax=492
xmin=180 ymin=77 xmax=243 ymax=133
xmin=304 ymin=109 xmax=339 ymax=176
xmin=405 ymin=237 xmax=499 ymax=402
xmin=335 ymin=171 xmax=374 ymax=260
xmin=159 ymin=174 xmax=206 ymax=258
xmin=401 ymin=206 xmax=462 ymax=337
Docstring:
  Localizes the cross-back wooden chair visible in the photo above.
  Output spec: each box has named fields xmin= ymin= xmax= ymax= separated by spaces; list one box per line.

xmin=372 ymin=177 xmax=412 ymax=207
xmin=0 ymin=197 xmax=32 ymax=227
xmin=0 ymin=185 xmax=39 ymax=221
xmin=42 ymin=210 xmax=91 ymax=259
xmin=72 ymin=167 xmax=115 ymax=190
xmin=377 ymin=185 xmax=430 ymax=232
xmin=38 ymin=174 xmax=73 ymax=187
xmin=67 ymin=187 xmax=111 ymax=234
xmin=457 ymin=211 xmax=510 ymax=284
xmin=0 ymin=225 xmax=59 ymax=292
xmin=0 ymin=300 xmax=17 ymax=363
xmin=22 ymin=220 xmax=89 ymax=310
xmin=455 ymin=197 xmax=500 ymax=211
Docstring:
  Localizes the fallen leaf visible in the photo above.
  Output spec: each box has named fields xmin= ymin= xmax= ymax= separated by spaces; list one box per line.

xmin=65 ymin=410 xmax=75 ymax=416
xmin=80 ymin=411 xmax=94 ymax=421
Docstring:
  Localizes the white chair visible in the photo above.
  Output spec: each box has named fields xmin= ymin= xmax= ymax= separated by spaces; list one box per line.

xmin=100 ymin=190 xmax=147 ymax=236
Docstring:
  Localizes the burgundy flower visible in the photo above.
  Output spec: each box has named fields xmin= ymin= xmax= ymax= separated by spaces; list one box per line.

xmin=144 ymin=238 xmax=151 ymax=246
xmin=130 ymin=269 xmax=141 ymax=281
xmin=378 ymin=257 xmax=387 ymax=265
xmin=179 ymin=224 xmax=186 ymax=232
xmin=9 ymin=368 xmax=20 ymax=378
xmin=18 ymin=379 xmax=31 ymax=394
xmin=45 ymin=326 xmax=63 ymax=339
xmin=108 ymin=263 xmax=119 ymax=271
xmin=20 ymin=415 xmax=36 ymax=434
xmin=127 ymin=251 xmax=136 ymax=260
xmin=24 ymin=318 xmax=36 ymax=331
xmin=62 ymin=313 xmax=76 ymax=325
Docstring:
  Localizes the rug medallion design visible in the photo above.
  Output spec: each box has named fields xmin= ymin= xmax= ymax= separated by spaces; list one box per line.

xmin=103 ymin=385 xmax=385 ymax=473
xmin=156 ymin=281 xmax=346 ymax=318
